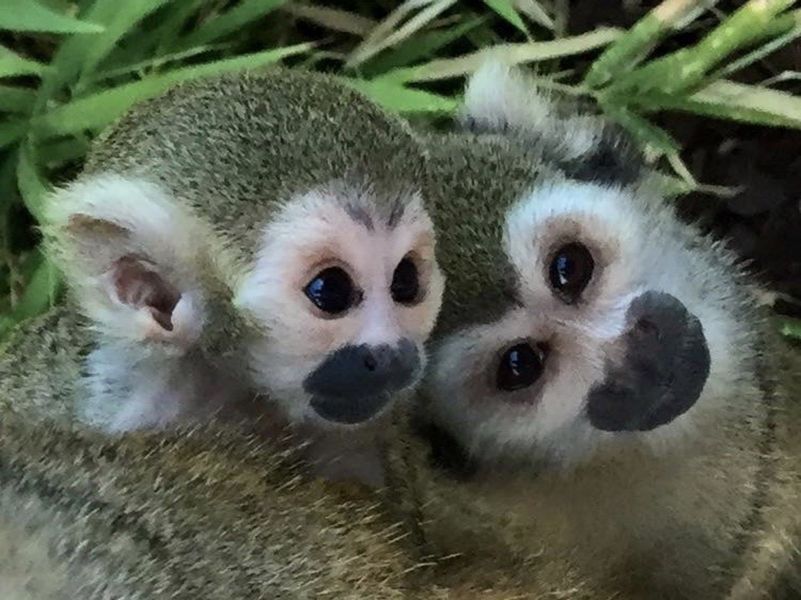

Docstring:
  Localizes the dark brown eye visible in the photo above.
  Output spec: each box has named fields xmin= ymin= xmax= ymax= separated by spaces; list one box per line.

xmin=496 ymin=343 xmax=546 ymax=392
xmin=391 ymin=257 xmax=420 ymax=304
xmin=305 ymin=267 xmax=355 ymax=315
xmin=548 ymin=242 xmax=594 ymax=303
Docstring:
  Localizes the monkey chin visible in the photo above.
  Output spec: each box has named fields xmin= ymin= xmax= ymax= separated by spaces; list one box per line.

xmin=310 ymin=392 xmax=394 ymax=426
xmin=299 ymin=395 xmax=405 ymax=489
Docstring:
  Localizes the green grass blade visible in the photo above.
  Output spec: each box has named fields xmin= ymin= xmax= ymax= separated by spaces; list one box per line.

xmin=179 ymin=0 xmax=288 ymax=48
xmin=481 ymin=0 xmax=529 ymax=36
xmin=515 ymin=0 xmax=554 ymax=30
xmin=86 ymin=45 xmax=223 ymax=86
xmin=39 ymin=137 xmax=90 ymax=168
xmin=347 ymin=0 xmax=458 ymax=68
xmin=345 ymin=78 xmax=458 ymax=113
xmin=0 ymin=45 xmax=46 ymax=78
xmin=361 ymin=15 xmax=485 ymax=76
xmin=280 ymin=3 xmax=377 ymax=36
xmin=707 ymin=10 xmax=801 ymax=82
xmin=34 ymin=43 xmax=314 ymax=138
xmin=0 ymin=121 xmax=27 ymax=150
xmin=0 ymin=85 xmax=37 ymax=113
xmin=606 ymin=0 xmax=796 ymax=98
xmin=17 ymin=141 xmax=49 ymax=223
xmin=584 ymin=0 xmax=720 ymax=89
xmin=77 ymin=0 xmax=172 ymax=82
xmin=0 ymin=253 xmax=62 ymax=335
xmin=642 ymin=80 xmax=801 ymax=129
xmin=151 ymin=0 xmax=205 ymax=54
xmin=0 ymin=0 xmax=103 ymax=33
xmin=380 ymin=27 xmax=621 ymax=83
xmin=780 ymin=317 xmax=801 ymax=339
xmin=600 ymin=102 xmax=680 ymax=156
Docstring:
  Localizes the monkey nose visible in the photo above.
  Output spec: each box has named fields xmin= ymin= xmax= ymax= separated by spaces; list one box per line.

xmin=586 ymin=291 xmax=711 ymax=432
xmin=305 ymin=339 xmax=421 ymax=424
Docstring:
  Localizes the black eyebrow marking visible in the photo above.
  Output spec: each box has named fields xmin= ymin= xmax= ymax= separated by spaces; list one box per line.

xmin=557 ymin=127 xmax=644 ymax=186
xmin=344 ymin=203 xmax=374 ymax=231
xmin=386 ymin=198 xmax=406 ymax=229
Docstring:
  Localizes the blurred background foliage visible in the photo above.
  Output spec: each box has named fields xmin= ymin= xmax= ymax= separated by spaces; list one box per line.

xmin=1 ymin=0 xmax=801 ymax=341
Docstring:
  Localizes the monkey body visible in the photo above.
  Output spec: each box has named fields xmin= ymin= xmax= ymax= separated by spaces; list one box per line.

xmin=1 ymin=62 xmax=798 ymax=599
xmin=0 ymin=307 xmax=599 ymax=600
xmin=385 ymin=63 xmax=801 ymax=599
xmin=36 ymin=69 xmax=443 ymax=483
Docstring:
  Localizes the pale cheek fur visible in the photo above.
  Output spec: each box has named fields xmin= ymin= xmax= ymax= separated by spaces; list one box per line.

xmin=433 ymin=182 xmax=746 ymax=464
xmin=236 ymin=188 xmax=441 ymax=414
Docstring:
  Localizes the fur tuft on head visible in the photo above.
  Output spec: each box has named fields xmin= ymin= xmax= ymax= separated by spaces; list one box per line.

xmin=460 ymin=57 xmax=555 ymax=136
xmin=461 ymin=57 xmax=645 ymax=185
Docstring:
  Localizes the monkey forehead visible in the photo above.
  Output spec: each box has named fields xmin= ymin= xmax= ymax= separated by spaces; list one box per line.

xmin=83 ymin=69 xmax=427 ymax=256
xmin=234 ymin=186 xmax=433 ymax=313
xmin=422 ymin=132 xmax=554 ymax=334
xmin=503 ymin=180 xmax=644 ymax=280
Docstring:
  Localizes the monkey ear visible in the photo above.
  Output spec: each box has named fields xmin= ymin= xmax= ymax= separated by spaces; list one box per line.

xmin=461 ymin=57 xmax=645 ymax=185
xmin=44 ymin=175 xmax=219 ymax=351
xmin=460 ymin=57 xmax=555 ymax=135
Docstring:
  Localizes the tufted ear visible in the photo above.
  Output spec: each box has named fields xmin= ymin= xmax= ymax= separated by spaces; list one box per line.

xmin=43 ymin=175 xmax=224 ymax=352
xmin=461 ymin=57 xmax=645 ymax=185
xmin=460 ymin=57 xmax=556 ymax=135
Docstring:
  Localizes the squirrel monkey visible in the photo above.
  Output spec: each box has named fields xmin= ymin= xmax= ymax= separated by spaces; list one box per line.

xmin=34 ymin=69 xmax=443 ymax=482
xmin=391 ymin=60 xmax=801 ymax=599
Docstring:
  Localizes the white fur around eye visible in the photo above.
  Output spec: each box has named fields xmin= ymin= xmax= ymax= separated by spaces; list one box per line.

xmin=502 ymin=180 xmax=649 ymax=327
xmin=234 ymin=183 xmax=442 ymax=426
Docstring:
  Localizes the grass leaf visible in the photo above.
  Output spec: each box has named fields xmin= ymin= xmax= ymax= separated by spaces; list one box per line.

xmin=345 ymin=78 xmax=458 ymax=113
xmin=179 ymin=0 xmax=288 ymax=48
xmin=17 ymin=140 xmax=49 ymax=223
xmin=381 ymin=27 xmax=621 ymax=82
xmin=0 ymin=85 xmax=37 ymax=113
xmin=514 ymin=0 xmax=554 ymax=30
xmin=361 ymin=15 xmax=485 ymax=76
xmin=0 ymin=0 xmax=103 ymax=34
xmin=600 ymin=102 xmax=680 ymax=156
xmin=347 ymin=0 xmax=458 ymax=68
xmin=281 ymin=3 xmax=377 ymax=36
xmin=605 ymin=0 xmax=796 ymax=98
xmin=0 ymin=120 xmax=27 ymax=150
xmin=0 ymin=253 xmax=62 ymax=337
xmin=707 ymin=10 xmax=801 ymax=82
xmin=33 ymin=42 xmax=313 ymax=138
xmin=642 ymin=80 xmax=801 ymax=129
xmin=0 ymin=45 xmax=46 ymax=78
xmin=76 ymin=0 xmax=172 ymax=82
xmin=481 ymin=0 xmax=529 ymax=36
xmin=584 ymin=0 xmax=722 ymax=88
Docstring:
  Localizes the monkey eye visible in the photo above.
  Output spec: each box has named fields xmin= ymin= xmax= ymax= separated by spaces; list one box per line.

xmin=391 ymin=256 xmax=420 ymax=305
xmin=305 ymin=267 xmax=356 ymax=315
xmin=548 ymin=242 xmax=594 ymax=303
xmin=496 ymin=343 xmax=546 ymax=392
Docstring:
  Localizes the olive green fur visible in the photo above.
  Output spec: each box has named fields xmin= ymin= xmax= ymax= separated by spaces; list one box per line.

xmin=34 ymin=67 xmax=435 ymax=435
xmin=83 ymin=68 xmax=426 ymax=259
xmin=382 ymin=109 xmax=801 ymax=598
xmin=0 ymin=308 xmax=596 ymax=599
xmin=419 ymin=132 xmax=549 ymax=335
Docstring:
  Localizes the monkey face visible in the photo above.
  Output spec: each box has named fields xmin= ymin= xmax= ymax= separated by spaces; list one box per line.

xmin=427 ymin=178 xmax=754 ymax=467
xmin=236 ymin=182 xmax=444 ymax=427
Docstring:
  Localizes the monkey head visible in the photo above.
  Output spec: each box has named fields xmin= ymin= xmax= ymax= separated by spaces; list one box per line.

xmin=233 ymin=178 xmax=443 ymax=427
xmin=44 ymin=71 xmax=443 ymax=432
xmin=422 ymin=60 xmax=757 ymax=470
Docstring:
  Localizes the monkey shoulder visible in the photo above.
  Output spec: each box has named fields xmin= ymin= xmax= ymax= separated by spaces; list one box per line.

xmin=0 ymin=304 xmax=93 ymax=425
